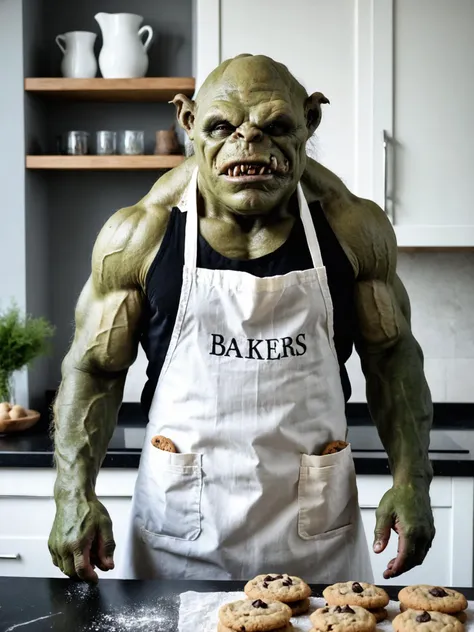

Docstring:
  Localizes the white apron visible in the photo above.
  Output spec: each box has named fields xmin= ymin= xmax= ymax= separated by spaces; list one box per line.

xmin=120 ymin=168 xmax=373 ymax=581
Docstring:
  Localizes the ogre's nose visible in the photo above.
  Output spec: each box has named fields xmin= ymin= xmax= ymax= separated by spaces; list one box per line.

xmin=233 ymin=123 xmax=264 ymax=144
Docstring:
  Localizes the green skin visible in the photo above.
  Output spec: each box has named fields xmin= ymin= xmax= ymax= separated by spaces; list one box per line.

xmin=49 ymin=54 xmax=434 ymax=582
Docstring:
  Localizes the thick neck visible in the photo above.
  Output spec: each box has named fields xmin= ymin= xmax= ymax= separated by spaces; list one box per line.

xmin=196 ymin=184 xmax=299 ymax=234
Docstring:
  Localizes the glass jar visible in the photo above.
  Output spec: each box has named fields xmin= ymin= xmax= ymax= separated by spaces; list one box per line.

xmin=65 ymin=131 xmax=89 ymax=155
xmin=96 ymin=131 xmax=117 ymax=155
xmin=119 ymin=130 xmax=145 ymax=155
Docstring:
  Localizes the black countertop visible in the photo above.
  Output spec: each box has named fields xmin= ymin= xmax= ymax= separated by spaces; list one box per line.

xmin=2 ymin=403 xmax=474 ymax=476
xmin=1 ymin=578 xmax=473 ymax=632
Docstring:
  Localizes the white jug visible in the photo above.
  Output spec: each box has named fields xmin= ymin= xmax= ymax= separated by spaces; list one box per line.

xmin=55 ymin=31 xmax=98 ymax=79
xmin=95 ymin=13 xmax=154 ymax=79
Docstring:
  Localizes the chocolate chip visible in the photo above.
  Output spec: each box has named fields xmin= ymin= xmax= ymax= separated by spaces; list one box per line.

xmin=274 ymin=574 xmax=284 ymax=579
xmin=321 ymin=608 xmax=329 ymax=613
xmin=342 ymin=606 xmax=355 ymax=614
xmin=416 ymin=612 xmax=431 ymax=623
xmin=334 ymin=606 xmax=342 ymax=613
xmin=240 ymin=627 xmax=246 ymax=632
xmin=352 ymin=582 xmax=364 ymax=594
xmin=328 ymin=626 xmax=333 ymax=631
xmin=263 ymin=575 xmax=274 ymax=582
xmin=429 ymin=587 xmax=448 ymax=598
xmin=282 ymin=580 xmax=291 ymax=587
xmin=252 ymin=599 xmax=268 ymax=609
xmin=263 ymin=582 xmax=268 ymax=588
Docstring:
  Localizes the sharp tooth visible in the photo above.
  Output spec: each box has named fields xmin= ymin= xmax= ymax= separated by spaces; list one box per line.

xmin=228 ymin=168 xmax=233 ymax=176
xmin=241 ymin=164 xmax=247 ymax=173
xmin=270 ymin=156 xmax=278 ymax=171
xmin=233 ymin=165 xmax=240 ymax=176
xmin=259 ymin=166 xmax=266 ymax=175
xmin=248 ymin=167 xmax=256 ymax=175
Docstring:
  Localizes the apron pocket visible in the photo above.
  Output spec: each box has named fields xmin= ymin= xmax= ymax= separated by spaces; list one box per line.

xmin=143 ymin=449 xmax=203 ymax=541
xmin=297 ymin=445 xmax=357 ymax=540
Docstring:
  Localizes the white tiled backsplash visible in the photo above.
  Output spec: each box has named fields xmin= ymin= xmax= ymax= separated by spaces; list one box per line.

xmin=124 ymin=253 xmax=474 ymax=404
xmin=347 ymin=253 xmax=474 ymax=402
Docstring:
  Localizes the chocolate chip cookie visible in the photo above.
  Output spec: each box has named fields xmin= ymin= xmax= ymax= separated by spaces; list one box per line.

xmin=323 ymin=582 xmax=389 ymax=609
xmin=400 ymin=603 xmax=467 ymax=623
xmin=321 ymin=441 xmax=349 ymax=455
xmin=244 ymin=574 xmax=311 ymax=603
xmin=288 ymin=598 xmax=311 ymax=616
xmin=310 ymin=605 xmax=376 ymax=632
xmin=398 ymin=586 xmax=467 ymax=615
xmin=369 ymin=608 xmax=388 ymax=623
xmin=218 ymin=599 xmax=292 ymax=632
xmin=393 ymin=609 xmax=464 ymax=632
xmin=217 ymin=624 xmax=293 ymax=632
xmin=150 ymin=435 xmax=177 ymax=453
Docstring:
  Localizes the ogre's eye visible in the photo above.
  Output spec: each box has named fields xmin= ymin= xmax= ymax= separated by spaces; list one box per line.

xmin=211 ymin=121 xmax=235 ymax=135
xmin=264 ymin=119 xmax=292 ymax=136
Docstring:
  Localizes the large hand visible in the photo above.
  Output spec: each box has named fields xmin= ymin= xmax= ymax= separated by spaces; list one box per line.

xmin=48 ymin=496 xmax=115 ymax=582
xmin=373 ymin=483 xmax=435 ymax=579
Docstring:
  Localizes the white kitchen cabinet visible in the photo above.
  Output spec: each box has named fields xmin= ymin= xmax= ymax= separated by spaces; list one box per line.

xmin=0 ymin=469 xmax=137 ymax=578
xmin=194 ymin=0 xmax=474 ymax=247
xmin=370 ymin=0 xmax=474 ymax=247
xmin=1 ymin=468 xmax=473 ymax=585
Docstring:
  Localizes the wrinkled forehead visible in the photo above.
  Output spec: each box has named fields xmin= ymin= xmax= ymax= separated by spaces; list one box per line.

xmin=196 ymin=84 xmax=306 ymax=124
xmin=195 ymin=60 xmax=308 ymax=122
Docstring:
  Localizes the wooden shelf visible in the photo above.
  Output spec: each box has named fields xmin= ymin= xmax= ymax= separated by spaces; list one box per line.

xmin=24 ymin=77 xmax=195 ymax=102
xmin=26 ymin=155 xmax=185 ymax=170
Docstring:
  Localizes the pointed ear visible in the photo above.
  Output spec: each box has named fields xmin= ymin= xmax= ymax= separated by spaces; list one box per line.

xmin=304 ymin=92 xmax=330 ymax=137
xmin=171 ymin=94 xmax=196 ymax=140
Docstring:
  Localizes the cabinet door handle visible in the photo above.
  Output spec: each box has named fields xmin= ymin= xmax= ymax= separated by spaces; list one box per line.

xmin=0 ymin=553 xmax=21 ymax=560
xmin=383 ymin=130 xmax=394 ymax=223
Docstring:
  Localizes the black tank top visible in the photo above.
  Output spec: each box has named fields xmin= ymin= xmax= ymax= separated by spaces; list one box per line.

xmin=141 ymin=202 xmax=356 ymax=415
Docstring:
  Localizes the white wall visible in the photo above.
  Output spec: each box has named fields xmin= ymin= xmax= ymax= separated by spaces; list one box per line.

xmin=0 ymin=0 xmax=28 ymax=406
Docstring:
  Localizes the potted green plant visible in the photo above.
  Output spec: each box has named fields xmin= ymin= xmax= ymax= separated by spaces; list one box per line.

xmin=0 ymin=301 xmax=55 ymax=404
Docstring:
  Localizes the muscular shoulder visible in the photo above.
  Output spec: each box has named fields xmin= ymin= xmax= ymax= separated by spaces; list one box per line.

xmin=92 ymin=202 xmax=170 ymax=293
xmin=92 ymin=158 xmax=196 ymax=294
xmin=303 ymin=158 xmax=397 ymax=281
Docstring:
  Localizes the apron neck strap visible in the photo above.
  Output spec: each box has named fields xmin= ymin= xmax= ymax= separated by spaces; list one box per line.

xmin=297 ymin=182 xmax=324 ymax=268
xmin=184 ymin=167 xmax=324 ymax=269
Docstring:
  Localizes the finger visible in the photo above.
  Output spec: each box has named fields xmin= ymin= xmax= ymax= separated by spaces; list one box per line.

xmin=49 ymin=544 xmax=60 ymax=568
xmin=373 ymin=511 xmax=393 ymax=554
xmin=73 ymin=542 xmax=98 ymax=583
xmin=61 ymin=554 xmax=78 ymax=579
xmin=384 ymin=534 xmax=426 ymax=579
xmin=97 ymin=527 xmax=115 ymax=571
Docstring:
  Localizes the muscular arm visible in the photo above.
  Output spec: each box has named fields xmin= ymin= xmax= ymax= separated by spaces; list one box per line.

xmin=50 ymin=203 xmax=165 ymax=580
xmin=353 ymin=202 xmax=434 ymax=578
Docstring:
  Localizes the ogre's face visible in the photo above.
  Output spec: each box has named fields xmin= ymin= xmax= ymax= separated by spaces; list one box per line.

xmin=174 ymin=56 xmax=326 ymax=216
xmin=193 ymin=85 xmax=308 ymax=215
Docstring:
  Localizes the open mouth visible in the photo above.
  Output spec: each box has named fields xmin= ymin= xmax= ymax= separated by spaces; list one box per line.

xmin=219 ymin=156 xmax=289 ymax=181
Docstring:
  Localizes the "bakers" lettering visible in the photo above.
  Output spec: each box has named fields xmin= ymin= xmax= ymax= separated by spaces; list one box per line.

xmin=209 ymin=333 xmax=307 ymax=360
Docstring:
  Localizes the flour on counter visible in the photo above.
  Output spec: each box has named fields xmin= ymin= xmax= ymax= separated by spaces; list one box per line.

xmin=65 ymin=582 xmax=98 ymax=603
xmin=82 ymin=596 xmax=177 ymax=632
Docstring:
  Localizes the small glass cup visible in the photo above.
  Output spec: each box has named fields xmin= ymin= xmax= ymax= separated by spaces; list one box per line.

xmin=119 ymin=130 xmax=145 ymax=155
xmin=96 ymin=131 xmax=117 ymax=155
xmin=65 ymin=131 xmax=89 ymax=155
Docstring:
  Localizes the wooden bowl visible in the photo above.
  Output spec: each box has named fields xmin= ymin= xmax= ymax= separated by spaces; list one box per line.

xmin=0 ymin=409 xmax=40 ymax=433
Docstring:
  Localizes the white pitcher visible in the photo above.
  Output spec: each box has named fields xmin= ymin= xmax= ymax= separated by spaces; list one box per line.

xmin=55 ymin=31 xmax=97 ymax=79
xmin=95 ymin=13 xmax=154 ymax=79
